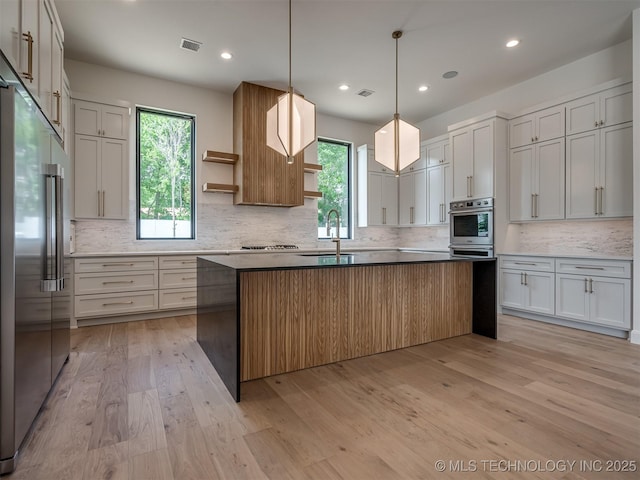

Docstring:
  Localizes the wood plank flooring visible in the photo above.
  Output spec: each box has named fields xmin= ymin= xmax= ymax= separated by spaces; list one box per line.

xmin=9 ymin=314 xmax=640 ymax=479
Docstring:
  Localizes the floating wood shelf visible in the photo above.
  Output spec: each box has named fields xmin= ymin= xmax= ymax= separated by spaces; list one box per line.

xmin=202 ymin=183 xmax=238 ymax=194
xmin=304 ymin=190 xmax=322 ymax=199
xmin=303 ymin=163 xmax=323 ymax=173
xmin=202 ymin=150 xmax=239 ymax=164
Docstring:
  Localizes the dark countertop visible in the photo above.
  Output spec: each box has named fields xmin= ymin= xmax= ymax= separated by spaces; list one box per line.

xmin=198 ymin=251 xmax=495 ymax=271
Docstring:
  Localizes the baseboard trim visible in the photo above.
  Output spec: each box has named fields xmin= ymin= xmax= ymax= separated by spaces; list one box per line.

xmin=77 ymin=308 xmax=196 ymax=327
xmin=502 ymin=308 xmax=629 ymax=339
xmin=629 ymin=329 xmax=640 ymax=345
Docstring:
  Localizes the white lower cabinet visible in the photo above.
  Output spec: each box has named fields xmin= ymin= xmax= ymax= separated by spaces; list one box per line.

xmin=500 ymin=255 xmax=631 ymax=336
xmin=74 ymin=254 xmax=198 ymax=321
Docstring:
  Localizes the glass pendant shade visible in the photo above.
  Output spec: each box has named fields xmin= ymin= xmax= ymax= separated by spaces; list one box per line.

xmin=266 ymin=90 xmax=316 ymax=161
xmin=374 ymin=114 xmax=420 ymax=175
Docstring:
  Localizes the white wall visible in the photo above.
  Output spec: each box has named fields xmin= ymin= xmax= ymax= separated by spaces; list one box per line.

xmin=632 ymin=9 xmax=640 ymax=345
xmin=66 ymin=59 xmax=398 ymax=252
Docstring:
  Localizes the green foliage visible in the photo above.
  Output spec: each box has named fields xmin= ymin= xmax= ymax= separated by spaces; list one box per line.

xmin=317 ymin=141 xmax=349 ymax=231
xmin=138 ymin=110 xmax=193 ymax=234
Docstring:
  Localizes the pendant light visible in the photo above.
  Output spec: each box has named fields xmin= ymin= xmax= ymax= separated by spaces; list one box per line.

xmin=374 ymin=30 xmax=420 ymax=177
xmin=266 ymin=0 xmax=316 ymax=164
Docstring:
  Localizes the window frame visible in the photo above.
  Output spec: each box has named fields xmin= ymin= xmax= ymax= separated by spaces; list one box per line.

xmin=135 ymin=106 xmax=196 ymax=240
xmin=316 ymin=137 xmax=353 ymax=240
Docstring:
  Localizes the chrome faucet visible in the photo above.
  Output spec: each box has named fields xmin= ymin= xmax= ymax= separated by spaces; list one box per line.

xmin=326 ymin=209 xmax=341 ymax=257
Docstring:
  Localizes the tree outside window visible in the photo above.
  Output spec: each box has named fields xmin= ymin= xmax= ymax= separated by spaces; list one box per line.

xmin=136 ymin=108 xmax=195 ymax=239
xmin=317 ymin=139 xmax=352 ymax=239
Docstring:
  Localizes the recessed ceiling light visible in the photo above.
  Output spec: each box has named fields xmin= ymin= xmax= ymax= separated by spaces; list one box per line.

xmin=339 ymin=84 xmax=350 ymax=91
xmin=220 ymin=52 xmax=233 ymax=60
xmin=418 ymin=85 xmax=429 ymax=92
xmin=506 ymin=39 xmax=520 ymax=48
xmin=442 ymin=71 xmax=458 ymax=79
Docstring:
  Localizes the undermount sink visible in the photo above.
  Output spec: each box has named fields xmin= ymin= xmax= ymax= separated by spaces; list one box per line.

xmin=299 ymin=253 xmax=355 ymax=257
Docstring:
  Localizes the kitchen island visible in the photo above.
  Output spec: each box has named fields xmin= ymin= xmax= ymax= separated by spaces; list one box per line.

xmin=197 ymin=251 xmax=496 ymax=401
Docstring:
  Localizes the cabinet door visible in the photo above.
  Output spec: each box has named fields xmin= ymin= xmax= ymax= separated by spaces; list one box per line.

xmin=101 ymin=105 xmax=129 ymax=140
xmin=413 ymin=169 xmax=427 ymax=225
xmin=451 ymin=129 xmax=471 ymax=200
xmin=509 ymin=146 xmax=533 ymax=221
xmin=426 ymin=139 xmax=446 ymax=166
xmin=442 ymin=163 xmax=452 ymax=224
xmin=62 ymin=76 xmax=71 ymax=153
xmin=536 ymin=106 xmax=565 ymax=143
xmin=74 ymin=135 xmax=100 ymax=219
xmin=20 ymin=0 xmax=39 ymax=98
xmin=566 ymin=93 xmax=598 ymax=136
xmin=101 ymin=139 xmax=127 ymax=219
xmin=589 ymin=277 xmax=630 ymax=329
xmin=535 ymin=138 xmax=565 ymax=220
xmin=471 ymin=121 xmax=493 ymax=199
xmin=0 ymin=0 xmax=21 ymax=70
xmin=566 ymin=131 xmax=598 ymax=219
xmin=74 ymin=100 xmax=101 ymax=136
xmin=398 ymin=173 xmax=413 ymax=225
xmin=38 ymin=0 xmax=53 ymax=119
xmin=600 ymin=123 xmax=632 ymax=218
xmin=367 ymin=172 xmax=383 ymax=225
xmin=555 ymin=274 xmax=589 ymax=322
xmin=600 ymin=84 xmax=632 ymax=128
xmin=501 ymin=270 xmax=524 ymax=309
xmin=51 ymin=27 xmax=63 ymax=135
xmin=522 ymin=271 xmax=554 ymax=315
xmin=509 ymin=114 xmax=535 ymax=148
xmin=426 ymin=166 xmax=443 ymax=225
xmin=381 ymin=174 xmax=398 ymax=225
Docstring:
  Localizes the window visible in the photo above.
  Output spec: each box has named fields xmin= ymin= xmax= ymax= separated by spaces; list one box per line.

xmin=136 ymin=107 xmax=195 ymax=239
xmin=317 ymin=138 xmax=352 ymax=239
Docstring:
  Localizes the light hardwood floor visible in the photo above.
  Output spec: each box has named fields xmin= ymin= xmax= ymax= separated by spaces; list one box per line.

xmin=8 ymin=314 xmax=640 ymax=479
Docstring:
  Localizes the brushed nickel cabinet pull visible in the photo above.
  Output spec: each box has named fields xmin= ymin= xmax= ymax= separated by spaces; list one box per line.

xmin=575 ymin=266 xmax=605 ymax=270
xmin=182 ymin=277 xmax=196 ymax=281
xmin=182 ymin=296 xmax=197 ymax=300
xmin=598 ymin=187 xmax=604 ymax=215
xmin=98 ymin=190 xmax=101 ymax=217
xmin=21 ymin=32 xmax=34 ymax=82
xmin=102 ymin=190 xmax=106 ymax=217
xmin=53 ymin=91 xmax=61 ymax=125
xmin=535 ymin=193 xmax=539 ymax=218
xmin=599 ymin=120 xmax=604 ymax=126
xmin=520 ymin=272 xmax=524 ymax=285
xmin=594 ymin=187 xmax=598 ymax=215
xmin=589 ymin=278 xmax=594 ymax=293
xmin=382 ymin=207 xmax=386 ymax=225
xmin=102 ymin=263 xmax=135 ymax=267
xmin=514 ymin=262 xmax=536 ymax=266
xmin=181 ymin=260 xmax=197 ymax=264
xmin=595 ymin=121 xmax=598 ymax=128
xmin=524 ymin=272 xmax=528 ymax=286
xmin=584 ymin=278 xmax=588 ymax=293
xmin=531 ymin=194 xmax=535 ymax=218
xmin=102 ymin=301 xmax=134 ymax=306
xmin=102 ymin=280 xmax=134 ymax=285
xmin=469 ymin=176 xmax=473 ymax=197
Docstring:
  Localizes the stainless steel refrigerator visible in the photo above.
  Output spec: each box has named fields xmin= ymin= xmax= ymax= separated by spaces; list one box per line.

xmin=0 ymin=55 xmax=71 ymax=474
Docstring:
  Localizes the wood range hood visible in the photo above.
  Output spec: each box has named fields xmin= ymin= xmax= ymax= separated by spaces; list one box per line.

xmin=233 ymin=81 xmax=305 ymax=207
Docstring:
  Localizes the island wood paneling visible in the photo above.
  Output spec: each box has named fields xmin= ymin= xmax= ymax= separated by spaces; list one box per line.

xmin=240 ymin=262 xmax=473 ymax=381
xmin=233 ymin=81 xmax=304 ymax=206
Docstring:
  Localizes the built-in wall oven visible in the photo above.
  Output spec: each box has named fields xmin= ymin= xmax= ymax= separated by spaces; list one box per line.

xmin=449 ymin=197 xmax=494 ymax=258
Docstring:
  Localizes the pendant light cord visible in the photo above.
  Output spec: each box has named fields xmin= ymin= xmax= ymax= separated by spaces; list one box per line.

xmin=289 ymin=0 xmax=292 ymax=91
xmin=395 ymin=32 xmax=398 ymax=115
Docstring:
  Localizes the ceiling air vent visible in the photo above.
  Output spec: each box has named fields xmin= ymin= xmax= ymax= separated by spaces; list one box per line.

xmin=357 ymin=89 xmax=375 ymax=97
xmin=180 ymin=37 xmax=202 ymax=52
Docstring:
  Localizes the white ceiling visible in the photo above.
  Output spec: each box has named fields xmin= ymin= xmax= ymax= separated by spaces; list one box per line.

xmin=56 ymin=0 xmax=640 ymax=125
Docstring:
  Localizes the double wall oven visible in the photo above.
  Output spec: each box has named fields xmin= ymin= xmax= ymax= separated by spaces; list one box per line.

xmin=449 ymin=197 xmax=494 ymax=258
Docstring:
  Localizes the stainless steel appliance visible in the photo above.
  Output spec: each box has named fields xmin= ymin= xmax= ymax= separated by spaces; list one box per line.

xmin=0 ymin=56 xmax=71 ymax=474
xmin=449 ymin=197 xmax=494 ymax=258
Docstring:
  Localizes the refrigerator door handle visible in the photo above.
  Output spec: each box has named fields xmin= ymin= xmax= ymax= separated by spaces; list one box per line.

xmin=42 ymin=164 xmax=64 ymax=292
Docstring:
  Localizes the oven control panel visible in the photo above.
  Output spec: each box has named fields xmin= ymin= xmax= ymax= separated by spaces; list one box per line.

xmin=450 ymin=197 xmax=493 ymax=211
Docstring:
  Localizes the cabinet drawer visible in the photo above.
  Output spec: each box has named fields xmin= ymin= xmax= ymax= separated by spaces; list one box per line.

xmin=74 ymin=290 xmax=158 ymax=318
xmin=159 ymin=256 xmax=199 ymax=270
xmin=555 ymin=258 xmax=630 ymax=278
xmin=159 ymin=288 xmax=197 ymax=310
xmin=74 ymin=271 xmax=158 ymax=295
xmin=74 ymin=256 xmax=159 ymax=273
xmin=500 ymin=256 xmax=554 ymax=272
xmin=159 ymin=269 xmax=197 ymax=289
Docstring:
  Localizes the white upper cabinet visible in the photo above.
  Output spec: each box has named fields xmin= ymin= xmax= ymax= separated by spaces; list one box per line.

xmin=451 ymin=119 xmax=498 ymax=201
xmin=0 ymin=0 xmax=21 ymax=70
xmin=566 ymin=122 xmax=632 ymax=219
xmin=74 ymin=100 xmax=129 ymax=140
xmin=565 ymin=83 xmax=632 ymax=135
xmin=424 ymin=135 xmax=450 ymax=167
xmin=509 ymin=138 xmax=565 ymax=221
xmin=509 ymin=105 xmax=565 ymax=149
xmin=357 ymin=144 xmax=398 ymax=227
xmin=398 ymin=168 xmax=427 ymax=226
xmin=426 ymin=162 xmax=452 ymax=225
